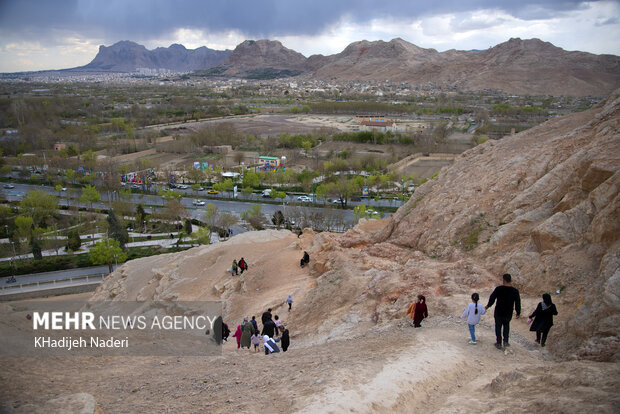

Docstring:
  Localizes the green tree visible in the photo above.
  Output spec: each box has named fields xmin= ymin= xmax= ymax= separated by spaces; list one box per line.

xmin=107 ymin=210 xmax=128 ymax=249
xmin=89 ymin=238 xmax=127 ymax=273
xmin=80 ymin=185 xmax=101 ymax=210
xmin=191 ymin=226 xmax=212 ymax=245
xmin=184 ymin=218 xmax=193 ymax=235
xmin=353 ymin=204 xmax=370 ymax=222
xmin=19 ymin=190 xmax=58 ymax=227
xmin=80 ymin=185 xmax=101 ymax=242
xmin=242 ymin=171 xmax=260 ymax=188
xmin=31 ymin=238 xmax=43 ymax=260
xmin=187 ymin=168 xmax=204 ymax=184
xmin=136 ymin=204 xmax=147 ymax=226
xmin=203 ymin=203 xmax=219 ymax=230
xmin=65 ymin=169 xmax=76 ymax=184
xmin=66 ymin=229 xmax=81 ymax=252
xmin=241 ymin=204 xmax=266 ymax=230
xmin=14 ymin=215 xmax=33 ymax=243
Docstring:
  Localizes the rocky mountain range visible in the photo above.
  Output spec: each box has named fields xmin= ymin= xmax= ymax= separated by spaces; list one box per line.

xmin=76 ymin=37 xmax=620 ymax=96
xmin=77 ymin=40 xmax=231 ymax=73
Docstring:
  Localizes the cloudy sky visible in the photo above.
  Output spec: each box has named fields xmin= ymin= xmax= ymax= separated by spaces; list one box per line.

xmin=0 ymin=0 xmax=619 ymax=72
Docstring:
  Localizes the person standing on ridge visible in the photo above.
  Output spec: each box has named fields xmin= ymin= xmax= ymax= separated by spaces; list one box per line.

xmin=486 ymin=273 xmax=521 ymax=349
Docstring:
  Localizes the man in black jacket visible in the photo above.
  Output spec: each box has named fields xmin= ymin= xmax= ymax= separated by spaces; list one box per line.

xmin=261 ymin=308 xmax=272 ymax=325
xmin=261 ymin=319 xmax=279 ymax=338
xmin=486 ymin=273 xmax=521 ymax=349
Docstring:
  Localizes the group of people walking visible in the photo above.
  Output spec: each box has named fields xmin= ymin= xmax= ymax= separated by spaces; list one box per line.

xmin=226 ymin=300 xmax=293 ymax=355
xmin=410 ymin=273 xmax=558 ymax=349
xmin=230 ymin=257 xmax=248 ymax=276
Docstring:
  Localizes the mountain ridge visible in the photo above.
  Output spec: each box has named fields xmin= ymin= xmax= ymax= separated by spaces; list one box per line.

xmin=34 ymin=38 xmax=620 ymax=95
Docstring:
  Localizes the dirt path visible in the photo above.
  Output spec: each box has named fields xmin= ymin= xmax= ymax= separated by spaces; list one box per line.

xmin=6 ymin=313 xmax=612 ymax=414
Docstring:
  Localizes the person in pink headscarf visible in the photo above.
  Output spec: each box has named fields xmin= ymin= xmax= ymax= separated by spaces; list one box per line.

xmin=231 ymin=324 xmax=242 ymax=349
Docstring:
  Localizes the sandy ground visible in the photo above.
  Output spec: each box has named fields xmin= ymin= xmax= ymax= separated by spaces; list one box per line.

xmin=1 ymin=229 xmax=618 ymax=413
xmin=1 ymin=301 xmax=618 ymax=413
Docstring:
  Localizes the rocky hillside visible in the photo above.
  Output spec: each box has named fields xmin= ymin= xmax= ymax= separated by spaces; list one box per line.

xmin=310 ymin=38 xmax=620 ymax=96
xmin=92 ymin=89 xmax=619 ymax=363
xmin=375 ymin=87 xmax=620 ymax=360
xmin=203 ymin=39 xmax=307 ymax=79
xmin=79 ymin=40 xmax=231 ymax=72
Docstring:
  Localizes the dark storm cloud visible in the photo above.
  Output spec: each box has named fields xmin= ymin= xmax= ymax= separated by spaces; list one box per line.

xmin=0 ymin=0 xmax=603 ymax=44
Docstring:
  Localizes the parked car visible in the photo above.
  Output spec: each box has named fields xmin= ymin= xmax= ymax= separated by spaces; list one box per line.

xmin=192 ymin=199 xmax=206 ymax=206
xmin=3 ymin=184 xmax=15 ymax=189
xmin=297 ymin=195 xmax=311 ymax=202
xmin=207 ymin=189 xmax=219 ymax=194
xmin=177 ymin=184 xmax=189 ymax=189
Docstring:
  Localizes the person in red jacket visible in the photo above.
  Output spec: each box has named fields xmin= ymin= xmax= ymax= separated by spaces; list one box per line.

xmin=231 ymin=324 xmax=242 ymax=349
xmin=407 ymin=295 xmax=428 ymax=328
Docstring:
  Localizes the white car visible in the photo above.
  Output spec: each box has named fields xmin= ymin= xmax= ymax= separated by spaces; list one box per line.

xmin=177 ymin=184 xmax=189 ymax=189
xmin=192 ymin=199 xmax=206 ymax=206
xmin=297 ymin=196 xmax=311 ymax=202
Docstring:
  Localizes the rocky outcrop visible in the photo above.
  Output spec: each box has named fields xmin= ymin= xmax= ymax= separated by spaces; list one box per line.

xmin=205 ymin=39 xmax=307 ymax=78
xmin=78 ymin=41 xmax=231 ymax=72
xmin=381 ymin=89 xmax=620 ymax=360
xmin=309 ymin=38 xmax=620 ymax=96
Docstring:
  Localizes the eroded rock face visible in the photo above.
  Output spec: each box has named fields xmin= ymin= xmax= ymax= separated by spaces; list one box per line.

xmin=384 ymin=89 xmax=620 ymax=361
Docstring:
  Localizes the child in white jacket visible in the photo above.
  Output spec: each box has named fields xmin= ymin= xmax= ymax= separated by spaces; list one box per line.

xmin=460 ymin=293 xmax=486 ymax=344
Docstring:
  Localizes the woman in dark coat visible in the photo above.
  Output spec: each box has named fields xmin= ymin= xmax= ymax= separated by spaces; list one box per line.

xmin=280 ymin=328 xmax=290 ymax=352
xmin=412 ymin=295 xmax=428 ymax=328
xmin=527 ymin=293 xmax=558 ymax=347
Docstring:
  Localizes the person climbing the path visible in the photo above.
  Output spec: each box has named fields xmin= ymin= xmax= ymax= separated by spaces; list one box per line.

xmin=232 ymin=259 xmax=239 ymax=275
xmin=280 ymin=328 xmax=290 ymax=352
xmin=300 ymin=251 xmax=310 ymax=268
xmin=231 ymin=324 xmax=242 ymax=349
xmin=261 ymin=308 xmax=273 ymax=325
xmin=239 ymin=257 xmax=248 ymax=274
xmin=250 ymin=315 xmax=258 ymax=332
xmin=262 ymin=317 xmax=279 ymax=338
xmin=527 ymin=293 xmax=558 ymax=347
xmin=413 ymin=295 xmax=428 ymax=327
xmin=240 ymin=316 xmax=253 ymax=350
xmin=286 ymin=294 xmax=293 ymax=311
xmin=251 ymin=330 xmax=261 ymax=353
xmin=263 ymin=335 xmax=280 ymax=355
xmin=460 ymin=292 xmax=486 ymax=344
xmin=486 ymin=273 xmax=521 ymax=349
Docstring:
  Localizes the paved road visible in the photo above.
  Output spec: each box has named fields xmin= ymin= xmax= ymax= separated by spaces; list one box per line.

xmin=2 ymin=182 xmax=395 ymax=223
xmin=2 ymin=264 xmax=113 ymax=285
